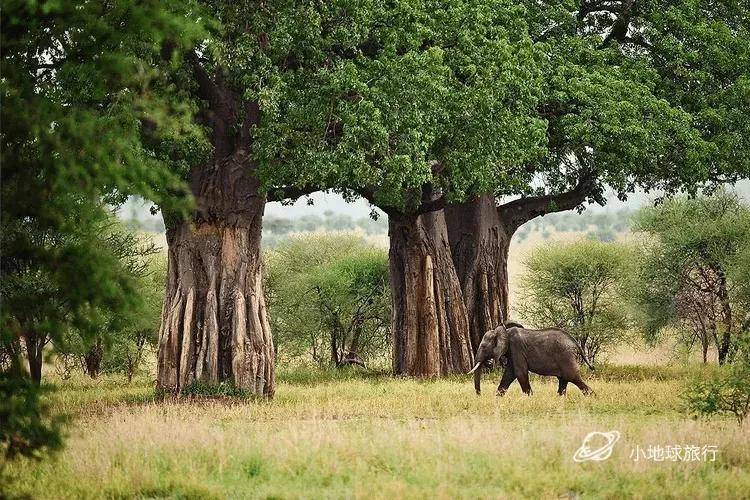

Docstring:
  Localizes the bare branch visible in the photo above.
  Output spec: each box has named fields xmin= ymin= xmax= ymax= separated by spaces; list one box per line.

xmin=498 ymin=172 xmax=598 ymax=232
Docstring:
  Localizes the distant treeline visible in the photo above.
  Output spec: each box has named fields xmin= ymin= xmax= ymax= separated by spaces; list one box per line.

xmin=516 ymin=209 xmax=634 ymax=243
xmin=120 ymin=207 xmax=634 ymax=244
xmin=265 ymin=211 xmax=386 ymax=234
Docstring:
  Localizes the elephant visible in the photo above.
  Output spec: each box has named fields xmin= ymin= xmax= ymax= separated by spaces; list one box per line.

xmin=468 ymin=324 xmax=594 ymax=396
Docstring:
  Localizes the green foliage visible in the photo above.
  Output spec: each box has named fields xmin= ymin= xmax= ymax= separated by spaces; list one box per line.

xmin=519 ymin=240 xmax=633 ymax=362
xmin=1 ymin=0 xmax=204 ymax=457
xmin=247 ymin=0 xmax=546 ymax=211
xmin=520 ymin=0 xmax=750 ymax=200
xmin=730 ymin=246 xmax=750 ymax=318
xmin=265 ymin=234 xmax=390 ymax=367
xmin=41 ymin=219 xmax=162 ymax=380
xmin=101 ymin=253 xmax=167 ymax=381
xmin=243 ymin=0 xmax=748 ymax=213
xmin=685 ymin=338 xmax=750 ymax=424
xmin=0 ymin=362 xmax=64 ymax=460
xmin=631 ymin=191 xmax=750 ymax=361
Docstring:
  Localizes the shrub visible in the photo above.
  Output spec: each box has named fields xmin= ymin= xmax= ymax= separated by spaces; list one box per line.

xmin=265 ymin=234 xmax=390 ymax=367
xmin=0 ymin=361 xmax=64 ymax=459
xmin=518 ymin=240 xmax=633 ymax=363
xmin=685 ymin=362 xmax=750 ymax=424
xmin=53 ymin=227 xmax=164 ymax=382
xmin=102 ymin=253 xmax=167 ymax=381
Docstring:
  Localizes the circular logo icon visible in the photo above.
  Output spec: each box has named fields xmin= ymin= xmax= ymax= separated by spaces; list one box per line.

xmin=573 ymin=431 xmax=621 ymax=462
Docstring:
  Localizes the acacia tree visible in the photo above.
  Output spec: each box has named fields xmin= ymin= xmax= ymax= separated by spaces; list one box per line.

xmin=265 ymin=235 xmax=390 ymax=368
xmin=445 ymin=0 xmax=750 ymax=351
xmin=518 ymin=240 xmax=632 ymax=363
xmin=632 ymin=192 xmax=750 ymax=364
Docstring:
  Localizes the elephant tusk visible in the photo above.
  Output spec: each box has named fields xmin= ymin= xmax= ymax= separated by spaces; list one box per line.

xmin=467 ymin=362 xmax=481 ymax=375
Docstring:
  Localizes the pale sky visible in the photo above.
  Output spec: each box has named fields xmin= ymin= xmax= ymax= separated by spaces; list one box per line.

xmin=124 ymin=180 xmax=749 ymax=223
xmin=265 ymin=180 xmax=750 ymax=219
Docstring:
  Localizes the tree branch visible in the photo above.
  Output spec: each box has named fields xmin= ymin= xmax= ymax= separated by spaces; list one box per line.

xmin=498 ymin=172 xmax=597 ymax=232
xmin=186 ymin=50 xmax=220 ymax=103
xmin=265 ymin=185 xmax=320 ymax=203
xmin=599 ymin=0 xmax=635 ymax=48
xmin=352 ymin=182 xmax=448 ymax=218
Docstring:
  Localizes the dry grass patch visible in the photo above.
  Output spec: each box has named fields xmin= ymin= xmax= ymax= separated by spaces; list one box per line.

xmin=3 ymin=367 xmax=748 ymax=499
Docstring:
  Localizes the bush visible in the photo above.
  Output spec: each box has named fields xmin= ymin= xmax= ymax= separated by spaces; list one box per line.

xmin=518 ymin=240 xmax=633 ymax=363
xmin=0 ymin=362 xmax=64 ymax=459
xmin=102 ymin=253 xmax=167 ymax=381
xmin=265 ymin=234 xmax=390 ymax=367
xmin=685 ymin=362 xmax=750 ymax=425
xmin=52 ymin=226 xmax=165 ymax=382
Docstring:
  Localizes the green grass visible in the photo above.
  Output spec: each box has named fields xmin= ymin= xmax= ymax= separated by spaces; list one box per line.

xmin=3 ymin=365 xmax=749 ymax=499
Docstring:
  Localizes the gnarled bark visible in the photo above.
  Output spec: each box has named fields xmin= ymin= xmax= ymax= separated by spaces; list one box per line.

xmin=157 ymin=214 xmax=275 ymax=396
xmin=156 ymin=60 xmax=276 ymax=396
xmin=389 ymin=210 xmax=473 ymax=376
xmin=445 ymin=195 xmax=511 ymax=351
xmin=446 ymin=178 xmax=594 ymax=353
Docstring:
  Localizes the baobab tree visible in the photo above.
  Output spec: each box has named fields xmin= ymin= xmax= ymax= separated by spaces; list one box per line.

xmin=260 ymin=1 xmax=548 ymax=376
xmin=155 ymin=2 xmax=325 ymax=396
xmin=446 ymin=0 xmax=750 ymax=351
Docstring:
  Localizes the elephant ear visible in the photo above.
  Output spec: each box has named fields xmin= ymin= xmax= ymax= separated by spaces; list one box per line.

xmin=494 ymin=326 xmax=512 ymax=356
xmin=480 ymin=328 xmax=500 ymax=347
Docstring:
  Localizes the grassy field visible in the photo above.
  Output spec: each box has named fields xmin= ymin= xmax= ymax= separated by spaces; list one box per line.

xmin=3 ymin=364 xmax=749 ymax=499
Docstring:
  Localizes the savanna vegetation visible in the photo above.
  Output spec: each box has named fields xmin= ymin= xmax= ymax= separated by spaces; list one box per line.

xmin=2 ymin=0 xmax=750 ymax=498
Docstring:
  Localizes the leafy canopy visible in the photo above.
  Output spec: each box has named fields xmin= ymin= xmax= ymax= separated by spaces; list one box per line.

xmin=174 ymin=1 xmax=749 ymax=214
xmin=190 ymin=1 xmax=545 ymax=212
xmin=517 ymin=0 xmax=750 ymax=203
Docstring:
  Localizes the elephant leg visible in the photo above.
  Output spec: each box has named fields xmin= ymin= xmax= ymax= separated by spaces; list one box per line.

xmin=511 ymin=352 xmax=532 ymax=395
xmin=515 ymin=365 xmax=532 ymax=395
xmin=496 ymin=366 xmax=516 ymax=396
xmin=517 ymin=371 xmax=532 ymax=395
xmin=572 ymin=376 xmax=592 ymax=395
xmin=557 ymin=377 xmax=568 ymax=396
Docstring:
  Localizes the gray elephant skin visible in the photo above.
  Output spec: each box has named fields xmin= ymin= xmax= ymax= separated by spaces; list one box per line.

xmin=469 ymin=324 xmax=594 ymax=396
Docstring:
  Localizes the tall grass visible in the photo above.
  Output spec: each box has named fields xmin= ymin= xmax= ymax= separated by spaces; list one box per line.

xmin=3 ymin=365 xmax=748 ymax=499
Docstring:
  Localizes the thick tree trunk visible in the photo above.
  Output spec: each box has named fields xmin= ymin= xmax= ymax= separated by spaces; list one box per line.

xmin=157 ymin=218 xmax=275 ymax=396
xmin=157 ymin=151 xmax=275 ymax=397
xmin=389 ymin=210 xmax=473 ymax=376
xmin=445 ymin=195 xmax=512 ymax=352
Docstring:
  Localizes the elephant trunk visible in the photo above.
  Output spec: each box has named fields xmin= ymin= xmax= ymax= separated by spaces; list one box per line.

xmin=473 ymin=363 xmax=482 ymax=394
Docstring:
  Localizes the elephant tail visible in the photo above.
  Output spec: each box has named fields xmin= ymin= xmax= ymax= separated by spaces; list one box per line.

xmin=561 ymin=330 xmax=595 ymax=370
xmin=580 ymin=351 xmax=595 ymax=371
